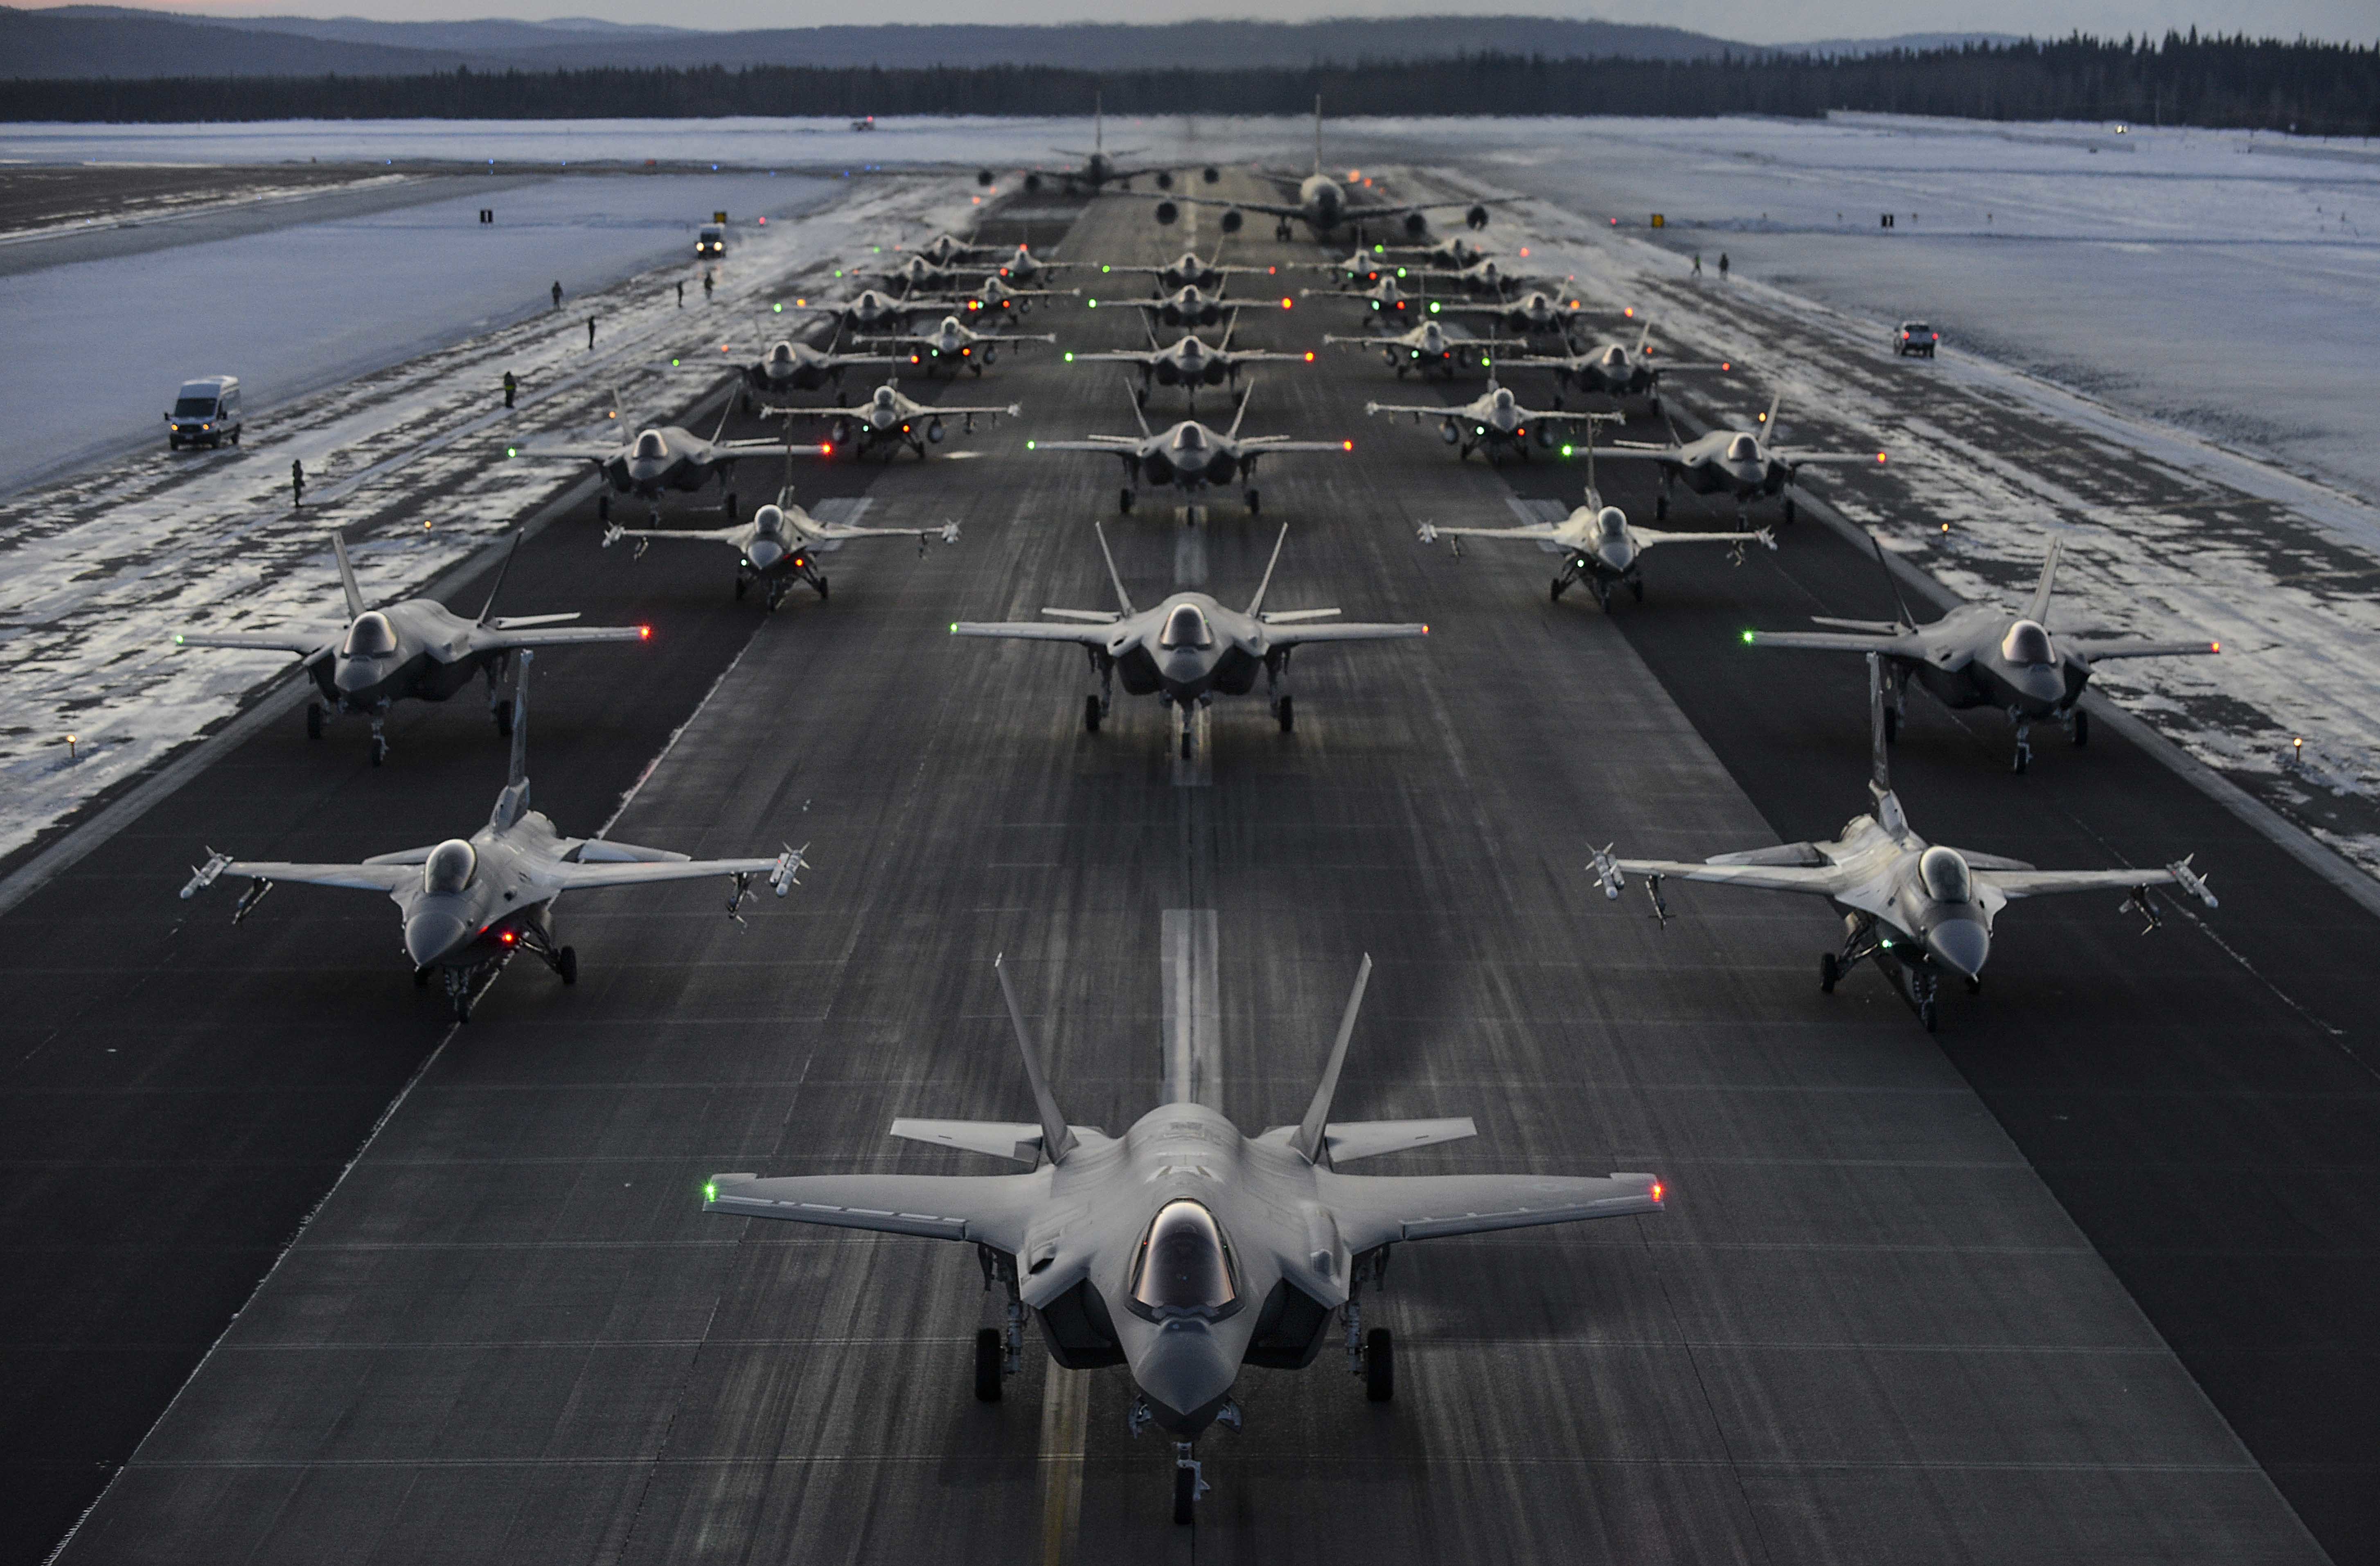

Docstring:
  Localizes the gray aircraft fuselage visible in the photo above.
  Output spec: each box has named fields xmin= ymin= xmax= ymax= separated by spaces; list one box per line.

xmin=602 ymin=427 xmax=739 ymax=500
xmin=315 ymin=602 xmax=528 ymax=715
xmin=1889 ymin=608 xmax=2090 ymax=719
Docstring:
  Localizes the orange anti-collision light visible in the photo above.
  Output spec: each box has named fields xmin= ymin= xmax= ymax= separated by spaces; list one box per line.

xmin=1341 ymin=440 xmax=1352 ymax=450
xmin=1280 ymin=298 xmax=1293 ymax=309
xmin=1305 ymin=352 xmax=1316 ymax=361
xmin=1650 ymin=1180 xmax=1665 ymax=1203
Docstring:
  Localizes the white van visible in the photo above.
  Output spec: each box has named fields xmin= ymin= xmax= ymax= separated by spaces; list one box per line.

xmin=167 ymin=375 xmax=242 ymax=449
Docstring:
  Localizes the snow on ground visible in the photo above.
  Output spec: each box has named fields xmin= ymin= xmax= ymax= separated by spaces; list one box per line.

xmin=0 ymin=170 xmax=834 ymax=493
xmin=0 ymin=171 xmax=986 ymax=864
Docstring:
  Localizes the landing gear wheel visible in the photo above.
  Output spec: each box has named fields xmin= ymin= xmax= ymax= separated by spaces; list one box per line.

xmin=740 ymin=391 xmax=754 ymax=415
xmin=369 ymin=733 xmax=388 ymax=767
xmin=1277 ymin=695 xmax=1294 ymax=733
xmin=1783 ymin=497 xmax=1798 ymax=524
xmin=1173 ymin=1465 xmax=1197 ymax=1525
xmin=306 ymin=703 xmax=325 ymax=740
xmin=1364 ymin=1328 xmax=1395 ymax=1402
xmin=1593 ymin=579 xmax=1612 ymax=612
xmin=1550 ymin=578 xmax=1566 ymax=602
xmin=1918 ymin=995 xmax=1939 ymax=1033
xmin=1119 ymin=487 xmax=1135 ymax=516
xmin=1629 ymin=578 xmax=1645 ymax=603
xmin=557 ymin=946 xmax=578 ymax=986
xmin=974 ymin=1327 xmax=1003 ymax=1403
xmin=2072 ymin=709 xmax=2090 ymax=747
xmin=597 ymin=493 xmax=611 ymax=523
xmin=1819 ymin=952 xmax=1839 ymax=993
xmin=735 ymin=575 xmax=749 ymax=600
xmin=494 ymin=700 xmax=513 ymax=738
xmin=415 ymin=966 xmax=431 ymax=989
xmin=1655 ymin=494 xmax=1670 ymax=521
xmin=1245 ymin=489 xmax=1260 ymax=516
xmin=814 ymin=575 xmax=829 ymax=602
xmin=723 ymin=492 xmax=739 ymax=521
xmin=453 ymin=992 xmax=472 ymax=1024
xmin=1180 ymin=720 xmax=1194 ymax=761
xmin=2012 ymin=748 xmax=2029 ymax=776
xmin=1882 ymin=707 xmax=1899 ymax=745
xmin=1084 ymin=695 xmax=1102 ymax=733
xmin=1964 ymin=975 xmax=1982 ymax=995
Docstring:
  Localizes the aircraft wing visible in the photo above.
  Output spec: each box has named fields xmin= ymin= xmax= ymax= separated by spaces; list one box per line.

xmin=508 ymin=442 xmax=617 ymax=463
xmin=1639 ymin=526 xmax=1777 ymax=552
xmin=1976 ymin=861 xmax=2216 ymax=906
xmin=805 ymin=517 xmax=962 ymax=546
xmin=173 ymin=630 xmax=336 ymax=657
xmin=198 ymin=859 xmax=413 ymax=894
xmin=1590 ymin=443 xmax=1681 ymax=460
xmin=1780 ymin=451 xmax=1890 ymax=467
xmin=1745 ymin=629 xmax=1930 ymax=656
xmin=1264 ymin=621 xmax=1428 ymax=647
xmin=1112 ymin=190 xmax=1307 ymax=221
xmin=1363 ymin=402 xmax=1453 ymax=418
xmin=604 ymin=524 xmax=743 ymax=547
xmin=1031 ymin=438 xmax=1141 ymax=452
xmin=1609 ymin=856 xmax=1853 ymax=896
xmin=1321 ymin=1169 xmax=1663 ymax=1252
xmin=467 ymin=623 xmax=651 ymax=652
xmin=926 ymin=403 xmax=1023 ymax=420
xmin=703 ymin=1170 xmax=1044 ymax=1252
xmin=551 ymin=855 xmax=787 ymax=892
xmin=2068 ymin=638 xmax=2221 ymax=661
xmin=950 ymin=621 xmax=1113 ymax=645
xmin=1067 ymin=351 xmax=1157 ymax=366
xmin=1418 ymin=521 xmax=1563 ymax=544
xmin=1237 ymin=438 xmax=1355 ymax=454
xmin=712 ymin=439 xmax=835 ymax=456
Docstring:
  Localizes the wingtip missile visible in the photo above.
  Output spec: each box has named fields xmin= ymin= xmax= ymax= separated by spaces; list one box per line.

xmin=2168 ymin=856 xmax=2218 ymax=909
xmin=180 ymin=850 xmax=232 ymax=900
xmin=1589 ymin=846 xmax=1623 ymax=900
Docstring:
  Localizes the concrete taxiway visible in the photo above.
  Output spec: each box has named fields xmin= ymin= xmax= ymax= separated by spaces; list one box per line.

xmin=2 ymin=176 xmax=2362 ymax=1566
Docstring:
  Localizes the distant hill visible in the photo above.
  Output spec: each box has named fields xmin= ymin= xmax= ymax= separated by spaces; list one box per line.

xmin=1783 ymin=32 xmax=2024 ymax=56
xmin=5 ymin=8 xmax=1787 ymax=80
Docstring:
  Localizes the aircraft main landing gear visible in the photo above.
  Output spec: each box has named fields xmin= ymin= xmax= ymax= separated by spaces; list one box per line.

xmin=2011 ymin=717 xmax=2034 ymax=774
xmin=2071 ymin=709 xmax=2090 ymax=747
xmin=974 ymin=1244 xmax=1024 ymax=1402
xmin=306 ymin=702 xmax=325 ymax=740
xmin=1365 ymin=1328 xmax=1395 ymax=1402
xmin=368 ymin=721 xmax=388 ymax=767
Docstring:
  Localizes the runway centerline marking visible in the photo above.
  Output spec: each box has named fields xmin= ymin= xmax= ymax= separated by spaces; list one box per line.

xmin=1162 ymin=908 xmax=1222 ymax=1108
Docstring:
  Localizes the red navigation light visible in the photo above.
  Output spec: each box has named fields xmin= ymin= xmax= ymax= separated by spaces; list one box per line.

xmin=1341 ymin=440 xmax=1352 ymax=451
xmin=499 ymin=930 xmax=516 ymax=945
xmin=1304 ymin=351 xmax=1316 ymax=362
xmin=637 ymin=625 xmax=652 ymax=640
xmin=1650 ymin=1180 xmax=1665 ymax=1203
xmin=1280 ymin=297 xmax=1293 ymax=309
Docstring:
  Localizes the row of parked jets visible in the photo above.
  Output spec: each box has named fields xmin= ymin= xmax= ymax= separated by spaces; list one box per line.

xmin=166 ymin=145 xmax=2222 ymax=1521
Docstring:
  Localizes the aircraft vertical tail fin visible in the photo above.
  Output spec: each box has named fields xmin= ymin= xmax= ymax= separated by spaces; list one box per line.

xmin=1128 ymin=384 xmax=1152 ymax=438
xmin=1245 ymin=524 xmax=1291 ymax=617
xmin=1289 ymin=954 xmax=1374 ymax=1166
xmin=491 ymin=650 xmax=532 ymax=828
xmin=1760 ymin=389 xmax=1781 ymax=439
xmin=1225 ymin=384 xmax=1253 ymax=440
xmin=1313 ymin=93 xmax=1324 ymax=176
xmin=476 ymin=530 xmax=526 ymax=624
xmin=1091 ymin=523 xmax=1137 ymax=617
xmin=1635 ymin=322 xmax=1652 ymax=357
xmin=2026 ymin=536 xmax=2065 ymax=623
xmin=331 ymin=533 xmax=367 ymax=620
xmin=1868 ymin=532 xmax=1917 ymax=628
xmin=994 ymin=953 xmax=1078 ymax=1164
xmin=1867 ymin=651 xmax=1891 ymax=795
xmin=1094 ymin=90 xmax=1104 ymax=155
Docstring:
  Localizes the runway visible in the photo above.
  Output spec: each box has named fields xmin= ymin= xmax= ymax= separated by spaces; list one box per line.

xmin=2 ymin=174 xmax=2361 ymax=1565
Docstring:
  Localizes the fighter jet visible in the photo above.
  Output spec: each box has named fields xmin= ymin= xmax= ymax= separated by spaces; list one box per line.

xmin=508 ymin=398 xmax=827 ymax=523
xmin=870 ymin=252 xmax=969 ymax=297
xmin=1746 ymin=535 xmax=2221 ymax=771
xmin=976 ymin=94 xmax=1213 ymax=196
xmin=990 ymin=244 xmax=1082 ymax=287
xmin=860 ymin=314 xmax=1055 ymax=378
xmin=1322 ymin=318 xmax=1527 ymax=381
xmin=733 ymin=334 xmax=904 ymax=411
xmin=173 ymin=532 xmax=648 ymax=765
xmin=1596 ymin=392 xmax=1889 ymax=527
xmin=1385 ymin=234 xmax=1492 ymax=271
xmin=1410 ymin=255 xmax=1529 ymax=296
xmin=1125 ymin=282 xmax=1235 ymax=331
xmin=952 ymin=524 xmax=1423 ymax=757
xmin=1432 ymin=287 xmax=1590 ymax=338
xmin=1364 ymin=377 xmax=1578 ymax=462
xmin=788 ymin=288 xmax=944 ymax=338
xmin=603 ymin=493 xmax=960 ymax=611
xmin=1417 ymin=422 xmax=1774 ymax=608
xmin=1099 ymin=247 xmax=1269 ymax=294
xmin=1067 ymin=317 xmax=1309 ymax=408
xmin=1590 ymin=656 xmax=2218 ymax=1031
xmin=1029 ymin=388 xmax=1350 ymax=516
xmin=906 ymin=231 xmax=993 ymax=269
xmin=952 ymin=272 xmax=1081 ymax=320
xmin=775 ymin=378 xmax=1019 ymax=462
xmin=704 ymin=948 xmax=1663 ymax=1523
xmin=1137 ymin=97 xmax=1488 ymax=244
xmin=1510 ymin=324 xmax=1732 ymax=414
xmin=180 ymin=654 xmax=802 ymax=1022
xmin=1301 ymin=273 xmax=1425 ymax=322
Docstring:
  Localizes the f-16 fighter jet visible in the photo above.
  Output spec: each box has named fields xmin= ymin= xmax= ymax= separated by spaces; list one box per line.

xmin=604 ymin=493 xmax=959 ymax=611
xmin=1301 ymin=273 xmax=1424 ymax=322
xmin=1418 ymin=422 xmax=1774 ymax=607
xmin=1409 ymin=254 xmax=1526 ymax=296
xmin=1101 ymin=247 xmax=1269 ymax=294
xmin=950 ymin=272 xmax=1080 ymax=320
xmin=704 ymin=948 xmax=1662 ymax=1523
xmin=734 ymin=334 xmax=904 ymax=411
xmin=1323 ymin=318 xmax=1526 ymax=381
xmin=509 ymin=398 xmax=827 ymax=523
xmin=1030 ymin=388 xmax=1350 ymax=516
xmin=181 ymin=653 xmax=803 ymax=1022
xmin=1511 ymin=324 xmax=1732 ymax=413
xmin=1591 ymin=655 xmax=2217 ymax=1031
xmin=861 ymin=314 xmax=1054 ymax=378
xmin=1597 ymin=392 xmax=1888 ymax=527
xmin=775 ymin=378 xmax=1019 ymax=462
xmin=787 ymin=288 xmax=945 ymax=337
xmin=1068 ymin=317 xmax=1308 ymax=408
xmin=1137 ymin=97 xmax=1488 ymax=244
xmin=952 ymin=524 xmax=1423 ymax=757
xmin=1385 ymin=234 xmax=1492 ymax=271
xmin=1364 ymin=377 xmax=1579 ymax=462
xmin=990 ymin=244 xmax=1081 ymax=287
xmin=1746 ymin=535 xmax=2221 ymax=771
xmin=174 ymin=532 xmax=647 ymax=765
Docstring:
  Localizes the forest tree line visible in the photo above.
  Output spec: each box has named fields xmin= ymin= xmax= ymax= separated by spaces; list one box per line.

xmin=9 ymin=34 xmax=2377 ymax=135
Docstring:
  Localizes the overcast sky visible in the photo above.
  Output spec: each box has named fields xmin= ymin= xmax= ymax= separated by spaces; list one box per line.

xmin=42 ymin=0 xmax=2378 ymax=45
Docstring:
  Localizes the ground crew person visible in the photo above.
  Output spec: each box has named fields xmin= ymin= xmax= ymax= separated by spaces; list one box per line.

xmin=503 ymin=370 xmax=517 ymax=409
xmin=551 ymin=280 xmax=563 ymax=311
xmin=587 ymin=315 xmax=597 ymax=350
xmin=703 ymin=269 xmax=715 ymax=303
xmin=290 ymin=459 xmax=305 ymax=509
xmin=1692 ymin=253 xmax=1702 ymax=278
xmin=676 ymin=280 xmax=685 ymax=308
xmin=1718 ymin=252 xmax=1730 ymax=279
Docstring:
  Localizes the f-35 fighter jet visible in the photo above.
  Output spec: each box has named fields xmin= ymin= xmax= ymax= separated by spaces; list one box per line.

xmin=951 ymin=524 xmax=1424 ymax=757
xmin=605 ymin=495 xmax=959 ymax=611
xmin=1746 ymin=535 xmax=2220 ymax=770
xmin=174 ymin=532 xmax=648 ymax=765
xmin=1099 ymin=247 xmax=1268 ymax=294
xmin=510 ymin=398 xmax=827 ymax=523
xmin=1597 ymin=392 xmax=1887 ymax=527
xmin=1512 ymin=324 xmax=1732 ymax=414
xmin=181 ymin=653 xmax=803 ymax=1021
xmin=1431 ymin=286 xmax=1590 ymax=338
xmin=733 ymin=334 xmax=903 ymax=410
xmin=703 ymin=949 xmax=1662 ymax=1522
xmin=1127 ymin=282 xmax=1235 ymax=330
xmin=1418 ymin=422 xmax=1774 ymax=607
xmin=1068 ymin=317 xmax=1308 ymax=408
xmin=1301 ymin=273 xmax=1425 ymax=322
xmin=1030 ymin=387 xmax=1349 ymax=516
xmin=1591 ymin=655 xmax=2218 ymax=1030
xmin=861 ymin=314 xmax=1055 ymax=379
xmin=1323 ymin=318 xmax=1527 ymax=381
xmin=775 ymin=379 xmax=1019 ymax=462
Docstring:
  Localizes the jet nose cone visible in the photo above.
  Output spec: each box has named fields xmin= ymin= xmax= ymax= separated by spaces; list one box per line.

xmin=332 ymin=657 xmax=381 ymax=695
xmin=1599 ymin=541 xmax=1636 ymax=574
xmin=2010 ymin=663 xmax=2066 ymax=707
xmin=1927 ymin=918 xmax=1990 ymax=979
xmin=1133 ymin=1321 xmax=1239 ymax=1434
xmin=404 ymin=909 xmax=469 ymax=969
xmin=748 ymin=539 xmax=784 ymax=569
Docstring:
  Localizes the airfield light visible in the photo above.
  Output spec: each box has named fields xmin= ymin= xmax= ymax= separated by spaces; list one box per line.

xmin=1741 ymin=630 xmax=1756 ymax=645
xmin=506 ymin=447 xmax=517 ymax=457
xmin=65 ymin=734 xmax=78 ymax=760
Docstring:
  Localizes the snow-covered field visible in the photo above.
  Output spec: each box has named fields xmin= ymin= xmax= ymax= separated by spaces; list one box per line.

xmin=6 ymin=111 xmax=2380 ymax=881
xmin=0 ymin=170 xmax=834 ymax=493
xmin=0 ymin=171 xmax=985 ymax=864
